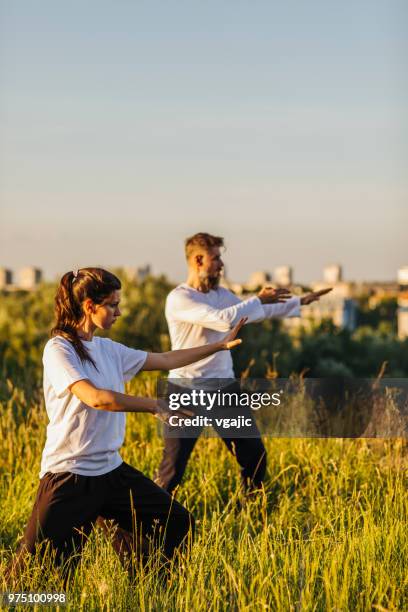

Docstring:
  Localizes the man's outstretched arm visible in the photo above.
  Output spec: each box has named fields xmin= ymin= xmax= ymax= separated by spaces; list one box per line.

xmin=167 ymin=286 xmax=332 ymax=331
xmin=260 ymin=286 xmax=332 ymax=319
xmin=166 ymin=287 xmax=297 ymax=331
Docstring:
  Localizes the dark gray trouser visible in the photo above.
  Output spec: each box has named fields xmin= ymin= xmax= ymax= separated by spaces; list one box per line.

xmin=156 ymin=382 xmax=267 ymax=495
xmin=21 ymin=461 xmax=194 ymax=566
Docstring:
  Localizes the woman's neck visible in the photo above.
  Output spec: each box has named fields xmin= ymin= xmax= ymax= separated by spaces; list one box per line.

xmin=76 ymin=319 xmax=96 ymax=341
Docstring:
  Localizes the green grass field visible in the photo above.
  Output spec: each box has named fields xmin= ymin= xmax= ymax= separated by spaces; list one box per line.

xmin=0 ymin=375 xmax=407 ymax=611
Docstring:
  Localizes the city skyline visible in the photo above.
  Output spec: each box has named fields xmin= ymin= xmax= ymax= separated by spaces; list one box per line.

xmin=0 ymin=262 xmax=405 ymax=288
xmin=1 ymin=1 xmax=407 ymax=283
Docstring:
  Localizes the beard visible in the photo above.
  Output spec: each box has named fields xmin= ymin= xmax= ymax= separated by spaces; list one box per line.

xmin=198 ymin=271 xmax=221 ymax=290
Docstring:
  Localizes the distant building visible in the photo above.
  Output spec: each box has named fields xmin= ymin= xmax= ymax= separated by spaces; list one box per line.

xmin=398 ymin=266 xmax=408 ymax=287
xmin=18 ymin=267 xmax=42 ymax=290
xmin=282 ymin=264 xmax=356 ymax=331
xmin=398 ymin=266 xmax=408 ymax=340
xmin=397 ymin=311 xmax=408 ymax=340
xmin=323 ymin=264 xmax=342 ymax=284
xmin=342 ymin=299 xmax=358 ymax=330
xmin=304 ymin=269 xmax=356 ymax=330
xmin=0 ymin=268 xmax=13 ymax=289
xmin=312 ymin=280 xmax=353 ymax=299
xmin=274 ymin=266 xmax=292 ymax=286
xmin=285 ymin=294 xmax=357 ymax=332
xmin=123 ymin=265 xmax=151 ymax=283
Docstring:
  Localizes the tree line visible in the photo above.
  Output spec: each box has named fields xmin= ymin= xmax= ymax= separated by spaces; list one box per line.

xmin=1 ymin=272 xmax=406 ymax=399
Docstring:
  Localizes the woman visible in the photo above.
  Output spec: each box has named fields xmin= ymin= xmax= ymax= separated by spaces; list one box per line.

xmin=9 ymin=267 xmax=245 ymax=579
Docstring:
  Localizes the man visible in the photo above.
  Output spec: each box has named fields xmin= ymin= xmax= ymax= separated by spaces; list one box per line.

xmin=156 ymin=232 xmax=331 ymax=495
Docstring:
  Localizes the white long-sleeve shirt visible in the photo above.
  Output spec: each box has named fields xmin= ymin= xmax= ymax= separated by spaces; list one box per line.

xmin=166 ymin=283 xmax=301 ymax=379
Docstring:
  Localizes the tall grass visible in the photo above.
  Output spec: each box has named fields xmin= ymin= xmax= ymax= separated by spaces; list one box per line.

xmin=0 ymin=375 xmax=407 ymax=611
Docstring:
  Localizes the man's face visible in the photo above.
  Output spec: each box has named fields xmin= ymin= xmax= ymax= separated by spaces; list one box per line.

xmin=196 ymin=246 xmax=224 ymax=289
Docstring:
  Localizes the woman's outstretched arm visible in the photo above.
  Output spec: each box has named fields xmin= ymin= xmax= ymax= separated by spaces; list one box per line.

xmin=69 ymin=379 xmax=189 ymax=421
xmin=141 ymin=316 xmax=247 ymax=371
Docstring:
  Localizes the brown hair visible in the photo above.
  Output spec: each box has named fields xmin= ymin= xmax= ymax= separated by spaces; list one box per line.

xmin=51 ymin=267 xmax=121 ymax=367
xmin=184 ymin=232 xmax=224 ymax=261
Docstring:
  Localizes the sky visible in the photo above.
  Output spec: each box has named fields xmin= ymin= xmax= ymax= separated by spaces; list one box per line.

xmin=0 ymin=1 xmax=407 ymax=284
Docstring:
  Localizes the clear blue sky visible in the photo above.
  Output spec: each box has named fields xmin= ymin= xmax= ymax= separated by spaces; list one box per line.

xmin=0 ymin=1 xmax=406 ymax=283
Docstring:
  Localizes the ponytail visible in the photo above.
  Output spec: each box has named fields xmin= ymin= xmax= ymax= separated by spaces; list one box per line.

xmin=51 ymin=268 xmax=121 ymax=367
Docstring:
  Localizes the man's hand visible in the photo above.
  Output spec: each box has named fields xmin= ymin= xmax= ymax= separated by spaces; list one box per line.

xmin=153 ymin=398 xmax=194 ymax=424
xmin=301 ymin=287 xmax=333 ymax=305
xmin=258 ymin=286 xmax=292 ymax=304
xmin=220 ymin=317 xmax=248 ymax=350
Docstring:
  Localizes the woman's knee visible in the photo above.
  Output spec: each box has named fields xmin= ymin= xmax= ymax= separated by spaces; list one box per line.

xmin=239 ymin=439 xmax=267 ymax=468
xmin=166 ymin=504 xmax=195 ymax=552
xmin=175 ymin=504 xmax=195 ymax=537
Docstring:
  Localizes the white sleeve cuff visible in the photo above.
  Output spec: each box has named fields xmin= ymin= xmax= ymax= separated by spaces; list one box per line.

xmin=261 ymin=296 xmax=301 ymax=319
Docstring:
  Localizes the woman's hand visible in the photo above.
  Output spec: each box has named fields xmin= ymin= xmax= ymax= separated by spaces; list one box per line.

xmin=142 ymin=317 xmax=248 ymax=372
xmin=153 ymin=399 xmax=194 ymax=424
xmin=219 ymin=317 xmax=248 ymax=350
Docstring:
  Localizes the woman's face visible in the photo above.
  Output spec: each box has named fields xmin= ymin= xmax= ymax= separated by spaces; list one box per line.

xmin=92 ymin=290 xmax=122 ymax=330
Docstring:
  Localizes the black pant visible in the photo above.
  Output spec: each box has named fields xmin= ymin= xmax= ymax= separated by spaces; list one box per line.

xmin=21 ymin=462 xmax=194 ymax=567
xmin=156 ymin=383 xmax=267 ymax=495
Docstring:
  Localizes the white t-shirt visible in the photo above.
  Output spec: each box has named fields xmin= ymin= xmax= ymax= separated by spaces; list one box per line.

xmin=40 ymin=335 xmax=147 ymax=478
xmin=166 ymin=283 xmax=301 ymax=379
